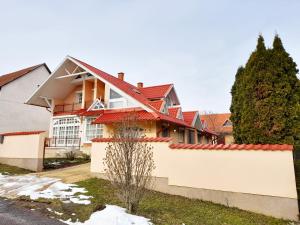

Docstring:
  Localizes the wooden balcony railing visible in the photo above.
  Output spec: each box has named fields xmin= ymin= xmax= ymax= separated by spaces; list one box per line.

xmin=53 ymin=101 xmax=93 ymax=113
xmin=45 ymin=137 xmax=81 ymax=148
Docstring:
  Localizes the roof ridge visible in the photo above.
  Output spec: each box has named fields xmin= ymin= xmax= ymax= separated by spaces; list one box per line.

xmin=138 ymin=83 xmax=173 ymax=89
xmin=0 ymin=63 xmax=49 ymax=87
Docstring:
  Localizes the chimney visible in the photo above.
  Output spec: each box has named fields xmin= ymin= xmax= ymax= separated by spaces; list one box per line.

xmin=137 ymin=82 xmax=143 ymax=88
xmin=118 ymin=72 xmax=124 ymax=80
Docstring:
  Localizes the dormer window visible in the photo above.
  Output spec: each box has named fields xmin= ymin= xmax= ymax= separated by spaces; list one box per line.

xmin=223 ymin=120 xmax=232 ymax=127
xmin=162 ymin=103 xmax=168 ymax=114
xmin=88 ymin=99 xmax=105 ymax=110
xmin=177 ymin=110 xmax=183 ymax=119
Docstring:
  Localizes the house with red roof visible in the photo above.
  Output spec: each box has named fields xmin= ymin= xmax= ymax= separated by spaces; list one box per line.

xmin=200 ymin=113 xmax=234 ymax=144
xmin=0 ymin=64 xmax=51 ymax=133
xmin=27 ymin=56 xmax=216 ymax=154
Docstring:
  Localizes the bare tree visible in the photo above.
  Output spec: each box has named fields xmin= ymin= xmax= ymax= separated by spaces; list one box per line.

xmin=202 ymin=111 xmax=224 ymax=144
xmin=103 ymin=113 xmax=155 ymax=213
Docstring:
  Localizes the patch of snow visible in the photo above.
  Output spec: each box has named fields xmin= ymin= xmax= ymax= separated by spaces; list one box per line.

xmin=0 ymin=174 xmax=91 ymax=204
xmin=61 ymin=205 xmax=152 ymax=225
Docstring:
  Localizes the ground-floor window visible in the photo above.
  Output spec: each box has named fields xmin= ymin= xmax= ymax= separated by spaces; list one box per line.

xmin=178 ymin=127 xmax=185 ymax=143
xmin=52 ymin=117 xmax=80 ymax=146
xmin=188 ymin=130 xmax=195 ymax=144
xmin=85 ymin=117 xmax=103 ymax=142
xmin=162 ymin=124 xmax=170 ymax=137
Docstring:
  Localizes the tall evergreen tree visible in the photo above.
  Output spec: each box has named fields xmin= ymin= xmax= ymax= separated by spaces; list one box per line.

xmin=230 ymin=35 xmax=300 ymax=145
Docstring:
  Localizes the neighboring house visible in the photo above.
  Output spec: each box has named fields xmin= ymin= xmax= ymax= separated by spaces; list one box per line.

xmin=200 ymin=113 xmax=233 ymax=144
xmin=26 ymin=56 xmax=216 ymax=154
xmin=0 ymin=64 xmax=51 ymax=133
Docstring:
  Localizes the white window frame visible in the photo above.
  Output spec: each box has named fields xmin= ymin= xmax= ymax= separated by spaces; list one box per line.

xmin=108 ymin=88 xmax=127 ymax=109
xmin=75 ymin=91 xmax=83 ymax=104
xmin=83 ymin=117 xmax=104 ymax=143
xmin=88 ymin=99 xmax=105 ymax=111
xmin=51 ymin=116 xmax=81 ymax=147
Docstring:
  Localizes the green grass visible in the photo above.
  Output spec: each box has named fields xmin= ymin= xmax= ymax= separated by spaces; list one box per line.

xmin=0 ymin=163 xmax=32 ymax=175
xmin=75 ymin=178 xmax=290 ymax=225
xmin=22 ymin=178 xmax=290 ymax=225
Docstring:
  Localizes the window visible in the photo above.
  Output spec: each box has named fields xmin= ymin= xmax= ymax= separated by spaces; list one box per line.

xmin=109 ymin=101 xmax=124 ymax=108
xmin=76 ymin=92 xmax=83 ymax=104
xmin=110 ymin=89 xmax=122 ymax=99
xmin=109 ymin=88 xmax=124 ymax=108
xmin=85 ymin=117 xmax=103 ymax=142
xmin=188 ymin=130 xmax=195 ymax=144
xmin=161 ymin=103 xmax=168 ymax=114
xmin=177 ymin=110 xmax=183 ymax=119
xmin=162 ymin=125 xmax=170 ymax=137
xmin=52 ymin=117 xmax=80 ymax=146
xmin=178 ymin=128 xmax=185 ymax=143
xmin=89 ymin=99 xmax=104 ymax=110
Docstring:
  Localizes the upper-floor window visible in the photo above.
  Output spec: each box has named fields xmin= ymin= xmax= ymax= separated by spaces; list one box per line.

xmin=76 ymin=91 xmax=83 ymax=104
xmin=161 ymin=103 xmax=168 ymax=114
xmin=108 ymin=88 xmax=136 ymax=109
xmin=110 ymin=89 xmax=122 ymax=99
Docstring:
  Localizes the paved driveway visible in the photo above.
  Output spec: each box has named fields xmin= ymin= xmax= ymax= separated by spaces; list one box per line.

xmin=35 ymin=163 xmax=92 ymax=183
xmin=0 ymin=199 xmax=65 ymax=225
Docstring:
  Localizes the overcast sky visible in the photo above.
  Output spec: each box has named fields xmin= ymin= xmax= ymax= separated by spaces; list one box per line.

xmin=1 ymin=0 xmax=300 ymax=113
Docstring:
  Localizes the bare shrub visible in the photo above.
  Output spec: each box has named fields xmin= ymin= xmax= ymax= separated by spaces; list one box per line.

xmin=65 ymin=151 xmax=76 ymax=160
xmin=103 ymin=113 xmax=155 ymax=213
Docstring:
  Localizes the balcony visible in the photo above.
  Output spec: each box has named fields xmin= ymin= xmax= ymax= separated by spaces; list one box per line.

xmin=53 ymin=101 xmax=93 ymax=114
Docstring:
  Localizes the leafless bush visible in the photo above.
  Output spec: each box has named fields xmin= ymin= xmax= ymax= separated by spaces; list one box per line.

xmin=103 ymin=113 xmax=155 ymax=213
xmin=65 ymin=151 xmax=76 ymax=160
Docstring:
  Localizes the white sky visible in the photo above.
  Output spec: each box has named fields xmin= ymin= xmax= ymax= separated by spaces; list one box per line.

xmin=1 ymin=0 xmax=300 ymax=113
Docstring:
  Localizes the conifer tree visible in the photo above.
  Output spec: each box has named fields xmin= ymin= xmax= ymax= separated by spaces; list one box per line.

xmin=230 ymin=35 xmax=300 ymax=145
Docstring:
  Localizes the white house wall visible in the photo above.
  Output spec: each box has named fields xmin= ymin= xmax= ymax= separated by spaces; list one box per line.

xmin=0 ymin=66 xmax=51 ymax=133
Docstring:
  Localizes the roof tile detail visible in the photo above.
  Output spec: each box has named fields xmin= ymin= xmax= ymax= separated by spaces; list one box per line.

xmin=168 ymin=107 xmax=180 ymax=118
xmin=138 ymin=84 xmax=173 ymax=99
xmin=182 ymin=111 xmax=198 ymax=126
xmin=149 ymin=100 xmax=164 ymax=111
xmin=169 ymin=143 xmax=293 ymax=151
xmin=92 ymin=137 xmax=172 ymax=142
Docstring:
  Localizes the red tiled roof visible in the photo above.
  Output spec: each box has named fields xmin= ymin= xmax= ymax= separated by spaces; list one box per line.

xmin=92 ymin=108 xmax=191 ymax=127
xmin=93 ymin=109 xmax=157 ymax=124
xmin=1 ymin=131 xmax=45 ymax=136
xmin=79 ymin=109 xmax=104 ymax=117
xmin=149 ymin=100 xmax=164 ymax=111
xmin=200 ymin=113 xmax=232 ymax=134
xmin=0 ymin=64 xmax=50 ymax=87
xmin=169 ymin=143 xmax=293 ymax=151
xmin=70 ymin=57 xmax=157 ymax=112
xmin=92 ymin=137 xmax=172 ymax=142
xmin=168 ymin=107 xmax=180 ymax=118
xmin=138 ymin=84 xmax=173 ymax=99
xmin=183 ymin=111 xmax=198 ymax=126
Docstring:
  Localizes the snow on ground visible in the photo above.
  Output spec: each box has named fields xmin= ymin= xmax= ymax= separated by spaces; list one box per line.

xmin=0 ymin=174 xmax=92 ymax=204
xmin=62 ymin=205 xmax=152 ymax=225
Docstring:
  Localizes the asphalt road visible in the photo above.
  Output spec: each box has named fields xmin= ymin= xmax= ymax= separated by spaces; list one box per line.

xmin=0 ymin=199 xmax=65 ymax=225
